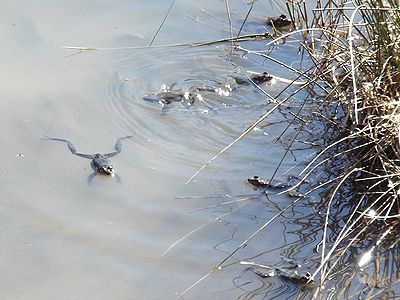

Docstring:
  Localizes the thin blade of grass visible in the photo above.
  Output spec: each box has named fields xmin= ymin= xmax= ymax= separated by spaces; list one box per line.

xmin=149 ymin=0 xmax=176 ymax=48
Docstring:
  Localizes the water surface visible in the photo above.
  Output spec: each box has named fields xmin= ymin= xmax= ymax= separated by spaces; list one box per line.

xmin=1 ymin=1 xmax=325 ymax=299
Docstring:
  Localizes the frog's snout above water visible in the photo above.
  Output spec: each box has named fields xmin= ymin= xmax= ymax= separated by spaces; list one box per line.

xmin=98 ymin=164 xmax=113 ymax=175
xmin=93 ymin=153 xmax=114 ymax=175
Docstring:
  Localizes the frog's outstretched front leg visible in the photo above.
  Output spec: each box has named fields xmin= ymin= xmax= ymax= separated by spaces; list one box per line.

xmin=43 ymin=136 xmax=94 ymax=159
xmin=103 ymin=135 xmax=134 ymax=158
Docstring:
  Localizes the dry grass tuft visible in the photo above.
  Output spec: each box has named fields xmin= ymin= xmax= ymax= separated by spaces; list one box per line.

xmin=287 ymin=0 xmax=400 ymax=290
xmin=183 ymin=1 xmax=400 ymax=296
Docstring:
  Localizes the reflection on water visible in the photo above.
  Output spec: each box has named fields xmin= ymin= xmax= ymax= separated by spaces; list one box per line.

xmin=1 ymin=0 xmax=393 ymax=299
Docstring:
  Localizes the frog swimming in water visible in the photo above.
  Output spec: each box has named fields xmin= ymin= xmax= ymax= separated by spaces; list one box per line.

xmin=44 ymin=135 xmax=133 ymax=183
xmin=247 ymin=175 xmax=290 ymax=190
xmin=266 ymin=14 xmax=293 ymax=30
xmin=241 ymin=258 xmax=313 ymax=285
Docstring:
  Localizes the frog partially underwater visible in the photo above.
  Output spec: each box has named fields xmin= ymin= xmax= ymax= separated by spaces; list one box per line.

xmin=44 ymin=135 xmax=133 ymax=183
xmin=143 ymin=84 xmax=198 ymax=107
xmin=247 ymin=175 xmax=290 ymax=190
xmin=232 ymin=72 xmax=274 ymax=85
xmin=266 ymin=14 xmax=293 ymax=30
xmin=241 ymin=258 xmax=313 ymax=285
xmin=247 ymin=175 xmax=307 ymax=198
xmin=239 ymin=14 xmax=294 ymax=35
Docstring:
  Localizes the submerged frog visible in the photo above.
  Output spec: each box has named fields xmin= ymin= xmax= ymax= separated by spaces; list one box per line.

xmin=44 ymin=135 xmax=133 ymax=183
xmin=241 ymin=258 xmax=313 ymax=285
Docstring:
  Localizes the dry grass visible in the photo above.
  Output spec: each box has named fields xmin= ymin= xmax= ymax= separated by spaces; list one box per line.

xmin=283 ymin=0 xmax=400 ymax=292
xmin=178 ymin=1 xmax=400 ymax=297
xmin=185 ymin=0 xmax=400 ymax=296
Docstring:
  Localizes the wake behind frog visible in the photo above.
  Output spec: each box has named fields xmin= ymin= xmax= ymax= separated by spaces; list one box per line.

xmin=44 ymin=135 xmax=133 ymax=183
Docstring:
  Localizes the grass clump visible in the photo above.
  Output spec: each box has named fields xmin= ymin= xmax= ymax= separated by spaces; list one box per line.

xmin=184 ymin=1 xmax=400 ymax=296
xmin=286 ymin=0 xmax=400 ymax=292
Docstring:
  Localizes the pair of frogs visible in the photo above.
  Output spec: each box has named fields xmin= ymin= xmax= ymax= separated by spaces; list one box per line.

xmin=142 ymin=14 xmax=293 ymax=107
xmin=143 ymin=72 xmax=274 ymax=107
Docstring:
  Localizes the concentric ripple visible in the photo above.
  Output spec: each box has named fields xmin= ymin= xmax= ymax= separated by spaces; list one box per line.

xmin=104 ymin=46 xmax=278 ymax=173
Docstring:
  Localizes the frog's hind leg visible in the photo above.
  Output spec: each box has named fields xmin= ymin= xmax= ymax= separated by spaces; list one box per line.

xmin=103 ymin=135 xmax=134 ymax=158
xmin=43 ymin=136 xmax=94 ymax=159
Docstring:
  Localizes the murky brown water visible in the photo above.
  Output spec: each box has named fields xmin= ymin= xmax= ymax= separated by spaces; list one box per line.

xmin=2 ymin=1 xmax=380 ymax=299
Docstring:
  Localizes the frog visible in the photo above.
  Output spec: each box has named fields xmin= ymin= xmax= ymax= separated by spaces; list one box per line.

xmin=232 ymin=72 xmax=274 ymax=85
xmin=241 ymin=14 xmax=293 ymax=34
xmin=249 ymin=72 xmax=274 ymax=84
xmin=266 ymin=14 xmax=293 ymax=29
xmin=247 ymin=175 xmax=290 ymax=190
xmin=43 ymin=135 xmax=133 ymax=183
xmin=241 ymin=258 xmax=313 ymax=285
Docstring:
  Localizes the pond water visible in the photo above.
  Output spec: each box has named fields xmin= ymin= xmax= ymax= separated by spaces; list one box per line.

xmin=0 ymin=1 xmax=370 ymax=299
